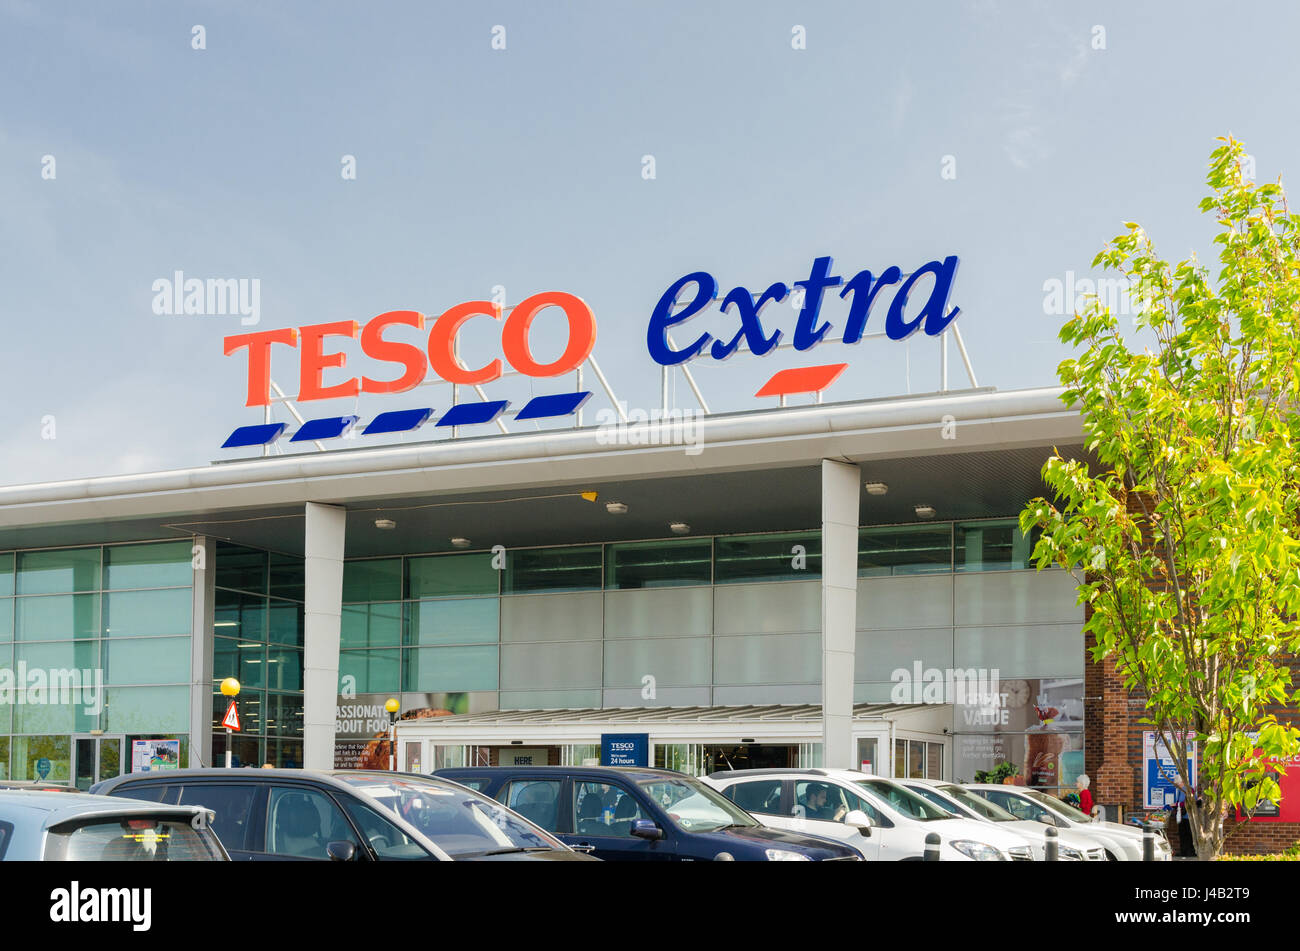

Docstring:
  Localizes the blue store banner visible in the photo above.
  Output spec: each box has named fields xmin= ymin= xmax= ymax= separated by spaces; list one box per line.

xmin=601 ymin=733 xmax=649 ymax=767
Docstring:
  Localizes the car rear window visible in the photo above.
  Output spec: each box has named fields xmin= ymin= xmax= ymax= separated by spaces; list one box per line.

xmin=45 ymin=815 xmax=225 ymax=861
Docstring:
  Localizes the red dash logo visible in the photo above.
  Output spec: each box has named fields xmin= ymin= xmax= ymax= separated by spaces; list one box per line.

xmin=754 ymin=363 xmax=848 ymax=398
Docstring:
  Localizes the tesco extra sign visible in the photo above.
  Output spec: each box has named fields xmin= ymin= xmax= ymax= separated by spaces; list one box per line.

xmin=223 ymin=291 xmax=596 ymax=407
xmin=222 ymin=254 xmax=960 ymax=409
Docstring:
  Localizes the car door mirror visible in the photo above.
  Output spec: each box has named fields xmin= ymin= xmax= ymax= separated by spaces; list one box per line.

xmin=1038 ymin=813 xmax=1061 ymax=828
xmin=843 ymin=809 xmax=873 ymax=836
xmin=629 ymin=819 xmax=664 ymax=840
xmin=326 ymin=840 xmax=358 ymax=862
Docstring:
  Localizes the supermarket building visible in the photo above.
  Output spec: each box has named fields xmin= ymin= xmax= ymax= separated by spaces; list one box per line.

xmin=0 ymin=384 xmax=1098 ymax=799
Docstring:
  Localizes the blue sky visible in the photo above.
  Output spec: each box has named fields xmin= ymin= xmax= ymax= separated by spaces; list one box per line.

xmin=2 ymin=0 xmax=1297 ymax=482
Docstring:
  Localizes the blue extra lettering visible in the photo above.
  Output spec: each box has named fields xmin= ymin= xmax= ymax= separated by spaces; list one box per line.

xmin=884 ymin=255 xmax=962 ymax=340
xmin=709 ymin=282 xmax=787 ymax=360
xmin=647 ymin=271 xmax=717 ymax=366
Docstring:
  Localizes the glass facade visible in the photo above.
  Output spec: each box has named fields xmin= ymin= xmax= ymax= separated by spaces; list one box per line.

xmin=212 ymin=543 xmax=305 ymax=768
xmin=0 ymin=541 xmax=194 ymax=782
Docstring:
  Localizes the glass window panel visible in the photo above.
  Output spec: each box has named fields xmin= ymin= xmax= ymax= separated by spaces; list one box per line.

xmin=504 ymin=546 xmax=601 ymax=594
xmin=16 ymin=638 xmax=99 ymax=671
xmin=106 ymin=637 xmax=190 ymax=685
xmin=927 ymin=742 xmax=943 ymax=780
xmin=212 ymin=690 xmax=262 ymax=736
xmin=0 ymin=736 xmax=8 ymax=780
xmin=265 ymin=647 xmax=303 ymax=692
xmin=11 ymin=735 xmax=72 ymax=782
xmin=15 ymin=593 xmax=100 ymax=641
xmin=894 ymin=738 xmax=907 ymax=778
xmin=0 ymin=598 xmax=12 ymax=642
xmin=908 ymin=740 xmax=926 ymax=779
xmin=858 ymin=524 xmax=952 ymax=576
xmin=215 ymin=543 xmax=267 ymax=594
xmin=268 ymin=552 xmax=304 ymax=602
xmin=407 ymin=553 xmax=499 ymax=599
xmin=0 ymin=552 xmax=14 ymax=597
xmin=605 ymin=539 xmax=712 ymax=589
xmin=341 ymin=603 xmax=402 ymax=648
xmin=214 ymin=589 xmax=267 ymax=642
xmin=211 ymin=733 xmax=262 ymax=770
xmin=269 ymin=738 xmax=304 ymax=768
xmin=14 ymin=695 xmax=98 ymax=734
xmin=268 ymin=601 xmax=304 ymax=647
xmin=407 ymin=598 xmax=499 ymax=646
xmin=103 ymin=542 xmax=192 ymax=590
xmin=103 ymin=686 xmax=189 ymax=734
xmin=104 ymin=588 xmax=192 ymax=637
xmin=714 ymin=533 xmax=821 ymax=584
xmin=213 ymin=637 xmax=266 ymax=689
xmin=955 ymin=520 xmax=1040 ymax=572
xmin=342 ymin=558 xmax=403 ymax=603
xmin=404 ymin=645 xmax=498 ymax=692
xmin=267 ymin=693 xmax=304 ymax=738
xmin=17 ymin=548 xmax=101 ymax=595
xmin=338 ymin=649 xmax=400 ymax=694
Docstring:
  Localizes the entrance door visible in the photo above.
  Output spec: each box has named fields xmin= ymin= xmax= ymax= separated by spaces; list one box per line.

xmin=702 ymin=744 xmax=794 ymax=774
xmin=72 ymin=735 xmax=125 ymax=791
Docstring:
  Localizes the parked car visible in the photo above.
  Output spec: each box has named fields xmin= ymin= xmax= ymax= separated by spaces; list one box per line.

xmin=0 ymin=790 xmax=228 ymax=860
xmin=703 ymin=768 xmax=1031 ymax=860
xmin=897 ymin=778 xmax=1105 ymax=860
xmin=92 ymin=768 xmax=593 ymax=862
xmin=435 ymin=765 xmax=861 ymax=861
xmin=0 ymin=780 xmax=77 ymax=793
xmin=962 ymin=784 xmax=1172 ymax=861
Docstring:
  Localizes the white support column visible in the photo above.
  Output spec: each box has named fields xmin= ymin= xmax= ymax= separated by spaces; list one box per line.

xmin=303 ymin=503 xmax=346 ymax=770
xmin=189 ymin=536 xmax=215 ymax=768
xmin=821 ymin=459 xmax=861 ymax=769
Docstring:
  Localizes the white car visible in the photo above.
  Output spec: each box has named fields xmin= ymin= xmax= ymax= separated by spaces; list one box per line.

xmin=705 ymin=768 xmax=1034 ymax=861
xmin=899 ymin=778 xmax=1105 ymax=861
xmin=963 ymin=784 xmax=1172 ymax=861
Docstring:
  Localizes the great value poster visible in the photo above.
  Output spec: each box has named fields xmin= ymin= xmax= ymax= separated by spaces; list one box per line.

xmin=1142 ymin=731 xmax=1196 ymax=809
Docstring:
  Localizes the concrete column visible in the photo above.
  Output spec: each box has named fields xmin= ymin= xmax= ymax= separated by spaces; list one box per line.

xmin=821 ymin=459 xmax=860 ymax=769
xmin=303 ymin=503 xmax=346 ymax=770
xmin=189 ymin=536 xmax=215 ymax=768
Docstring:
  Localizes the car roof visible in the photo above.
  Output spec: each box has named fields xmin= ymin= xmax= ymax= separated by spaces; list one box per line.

xmin=437 ymin=765 xmax=685 ymax=783
xmin=0 ymin=790 xmax=209 ymax=827
xmin=706 ymin=768 xmax=873 ymax=781
xmin=93 ymin=767 xmax=374 ymax=794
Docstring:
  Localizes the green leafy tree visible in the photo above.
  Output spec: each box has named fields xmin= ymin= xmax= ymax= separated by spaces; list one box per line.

xmin=1021 ymin=137 xmax=1300 ymax=860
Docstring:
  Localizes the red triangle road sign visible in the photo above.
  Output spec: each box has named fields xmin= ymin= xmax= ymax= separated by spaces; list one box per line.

xmin=221 ymin=700 xmax=241 ymax=732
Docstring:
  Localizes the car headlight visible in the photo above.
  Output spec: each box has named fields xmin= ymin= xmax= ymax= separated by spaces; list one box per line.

xmin=1059 ymin=845 xmax=1084 ymax=861
xmin=765 ymin=848 xmax=813 ymax=862
xmin=950 ymin=840 xmax=1007 ymax=861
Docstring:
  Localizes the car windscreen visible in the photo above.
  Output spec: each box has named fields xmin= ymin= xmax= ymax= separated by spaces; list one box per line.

xmin=45 ymin=814 xmax=225 ymax=861
xmin=856 ymin=779 xmax=955 ymax=821
xmin=1023 ymin=788 xmax=1091 ymax=822
xmin=639 ymin=778 xmax=758 ymax=833
xmin=336 ymin=774 xmax=565 ymax=858
xmin=938 ymin=784 xmax=1019 ymax=822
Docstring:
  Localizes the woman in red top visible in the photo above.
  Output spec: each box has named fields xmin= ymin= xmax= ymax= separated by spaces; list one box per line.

xmin=1075 ymin=774 xmax=1094 ymax=817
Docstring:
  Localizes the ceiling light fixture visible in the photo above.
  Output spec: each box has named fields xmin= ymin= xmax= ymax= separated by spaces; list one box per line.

xmin=606 ymin=502 xmax=628 ymax=515
xmin=374 ymin=518 xmax=396 ymax=530
xmin=670 ymin=522 xmax=690 ymax=535
xmin=914 ymin=505 xmax=936 ymax=519
xmin=864 ymin=482 xmax=889 ymax=496
xmin=450 ymin=537 xmax=471 ymax=548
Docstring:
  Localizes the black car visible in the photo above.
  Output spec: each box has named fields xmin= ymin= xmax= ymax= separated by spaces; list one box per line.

xmin=435 ymin=766 xmax=861 ymax=861
xmin=90 ymin=768 xmax=595 ymax=862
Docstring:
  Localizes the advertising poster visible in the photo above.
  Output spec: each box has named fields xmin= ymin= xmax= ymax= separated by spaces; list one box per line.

xmin=332 ymin=691 xmax=496 ymax=769
xmin=1142 ymin=731 xmax=1196 ymax=809
xmin=1240 ymin=750 xmax=1300 ymax=822
xmin=953 ymin=678 xmax=1084 ymax=791
xmin=131 ymin=739 xmax=180 ymax=773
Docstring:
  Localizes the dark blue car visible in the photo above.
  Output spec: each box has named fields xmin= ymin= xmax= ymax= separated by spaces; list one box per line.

xmin=434 ymin=766 xmax=860 ymax=862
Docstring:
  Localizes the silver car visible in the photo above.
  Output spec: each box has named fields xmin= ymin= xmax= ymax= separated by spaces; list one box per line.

xmin=0 ymin=791 xmax=228 ymax=861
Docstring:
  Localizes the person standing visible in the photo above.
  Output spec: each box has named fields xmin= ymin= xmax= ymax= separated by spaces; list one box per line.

xmin=1075 ymin=774 xmax=1094 ymax=818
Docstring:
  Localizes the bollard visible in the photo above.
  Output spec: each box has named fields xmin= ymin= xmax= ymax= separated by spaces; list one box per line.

xmin=923 ymin=832 xmax=941 ymax=861
xmin=1044 ymin=826 xmax=1058 ymax=861
xmin=1143 ymin=825 xmax=1155 ymax=862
